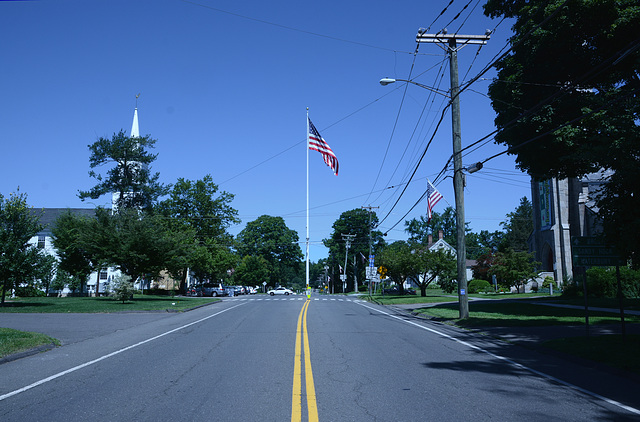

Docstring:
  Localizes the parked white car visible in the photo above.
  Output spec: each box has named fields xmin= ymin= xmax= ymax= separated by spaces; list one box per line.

xmin=267 ymin=287 xmax=294 ymax=296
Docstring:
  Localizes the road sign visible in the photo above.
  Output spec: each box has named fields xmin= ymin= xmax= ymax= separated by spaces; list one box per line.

xmin=366 ymin=267 xmax=377 ymax=279
xmin=571 ymin=236 xmax=623 ymax=267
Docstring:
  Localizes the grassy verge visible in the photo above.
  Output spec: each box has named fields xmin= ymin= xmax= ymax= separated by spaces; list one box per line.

xmin=543 ymin=335 xmax=640 ymax=374
xmin=0 ymin=327 xmax=60 ymax=359
xmin=414 ymin=301 xmax=640 ymax=327
xmin=370 ymin=295 xmax=458 ymax=305
xmin=0 ymin=295 xmax=220 ymax=313
xmin=369 ymin=291 xmax=559 ymax=306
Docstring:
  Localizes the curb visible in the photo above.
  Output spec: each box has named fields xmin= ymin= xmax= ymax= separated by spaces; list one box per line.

xmin=0 ymin=342 xmax=57 ymax=365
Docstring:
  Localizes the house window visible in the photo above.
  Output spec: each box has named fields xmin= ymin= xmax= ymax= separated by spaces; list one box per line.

xmin=37 ymin=235 xmax=46 ymax=249
xmin=100 ymin=271 xmax=108 ymax=280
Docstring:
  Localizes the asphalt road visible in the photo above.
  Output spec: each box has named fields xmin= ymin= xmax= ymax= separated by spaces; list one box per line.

xmin=1 ymin=294 xmax=640 ymax=421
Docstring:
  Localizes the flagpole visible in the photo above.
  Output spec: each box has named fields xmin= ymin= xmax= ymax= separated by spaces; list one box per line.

xmin=306 ymin=108 xmax=310 ymax=290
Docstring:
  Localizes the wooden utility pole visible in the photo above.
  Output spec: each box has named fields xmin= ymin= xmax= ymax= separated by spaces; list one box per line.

xmin=416 ymin=30 xmax=490 ymax=318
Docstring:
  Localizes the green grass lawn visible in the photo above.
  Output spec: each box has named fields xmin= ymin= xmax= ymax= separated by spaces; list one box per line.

xmin=543 ymin=335 xmax=640 ymax=374
xmin=414 ymin=301 xmax=640 ymax=327
xmin=0 ymin=327 xmax=60 ymax=359
xmin=0 ymin=295 xmax=220 ymax=313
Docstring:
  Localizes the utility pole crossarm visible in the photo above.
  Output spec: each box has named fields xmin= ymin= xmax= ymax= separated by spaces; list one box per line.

xmin=416 ymin=33 xmax=490 ymax=45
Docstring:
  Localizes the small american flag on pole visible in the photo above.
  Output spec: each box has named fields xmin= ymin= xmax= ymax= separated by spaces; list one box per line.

xmin=426 ymin=179 xmax=443 ymax=222
xmin=308 ymin=118 xmax=339 ymax=176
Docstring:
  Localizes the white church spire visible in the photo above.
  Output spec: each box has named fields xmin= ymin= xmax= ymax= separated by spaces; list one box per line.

xmin=131 ymin=93 xmax=140 ymax=137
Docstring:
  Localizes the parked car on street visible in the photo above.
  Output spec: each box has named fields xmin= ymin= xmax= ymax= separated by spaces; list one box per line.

xmin=224 ymin=285 xmax=243 ymax=296
xmin=267 ymin=287 xmax=294 ymax=296
xmin=202 ymin=283 xmax=226 ymax=297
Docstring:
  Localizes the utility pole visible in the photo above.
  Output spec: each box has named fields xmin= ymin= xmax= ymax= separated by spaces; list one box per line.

xmin=341 ymin=233 xmax=355 ymax=293
xmin=361 ymin=206 xmax=379 ymax=295
xmin=416 ymin=30 xmax=490 ymax=319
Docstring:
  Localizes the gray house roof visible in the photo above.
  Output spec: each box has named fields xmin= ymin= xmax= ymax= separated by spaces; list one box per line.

xmin=30 ymin=208 xmax=101 ymax=236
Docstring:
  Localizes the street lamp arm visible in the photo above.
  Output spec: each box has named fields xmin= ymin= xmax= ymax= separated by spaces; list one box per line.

xmin=379 ymin=77 xmax=450 ymax=98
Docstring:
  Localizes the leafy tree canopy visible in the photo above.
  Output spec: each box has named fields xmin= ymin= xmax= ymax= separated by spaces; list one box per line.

xmin=78 ymin=130 xmax=169 ymax=211
xmin=483 ymin=0 xmax=640 ymax=263
xmin=499 ymin=197 xmax=533 ymax=252
xmin=236 ymin=215 xmax=303 ymax=287
xmin=324 ymin=208 xmax=385 ymax=291
xmin=156 ymin=175 xmax=239 ymax=289
xmin=0 ymin=191 xmax=43 ymax=304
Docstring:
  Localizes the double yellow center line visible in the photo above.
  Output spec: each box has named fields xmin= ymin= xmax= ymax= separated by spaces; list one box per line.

xmin=291 ymin=299 xmax=318 ymax=422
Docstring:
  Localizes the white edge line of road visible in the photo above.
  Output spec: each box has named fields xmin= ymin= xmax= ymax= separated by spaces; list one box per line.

xmin=358 ymin=302 xmax=640 ymax=416
xmin=0 ymin=302 xmax=248 ymax=402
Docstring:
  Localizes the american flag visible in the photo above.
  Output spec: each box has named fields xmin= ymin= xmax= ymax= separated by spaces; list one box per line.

xmin=426 ymin=179 xmax=443 ymax=222
xmin=308 ymin=118 xmax=339 ymax=176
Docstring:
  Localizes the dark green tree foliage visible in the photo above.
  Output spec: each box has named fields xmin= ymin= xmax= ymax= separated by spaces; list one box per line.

xmin=35 ymin=254 xmax=57 ymax=296
xmin=108 ymin=209 xmax=179 ymax=283
xmin=489 ymin=249 xmax=540 ymax=293
xmin=0 ymin=192 xmax=43 ymax=304
xmin=236 ymin=215 xmax=303 ymax=287
xmin=405 ymin=207 xmax=457 ymax=246
xmin=234 ymin=255 xmax=270 ymax=286
xmin=324 ymin=208 xmax=385 ymax=291
xmin=413 ymin=246 xmax=457 ymax=297
xmin=78 ymin=130 xmax=169 ymax=211
xmin=484 ymin=0 xmax=640 ymax=264
xmin=586 ymin=266 xmax=640 ymax=298
xmin=379 ymin=241 xmax=416 ymax=295
xmin=465 ymin=230 xmax=504 ymax=259
xmin=51 ymin=210 xmax=96 ymax=296
xmin=157 ymin=175 xmax=239 ymax=290
xmin=405 ymin=207 xmax=487 ymax=259
xmin=499 ymin=197 xmax=533 ymax=252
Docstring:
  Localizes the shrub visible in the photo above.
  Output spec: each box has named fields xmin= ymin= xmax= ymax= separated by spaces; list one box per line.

xmin=542 ymin=276 xmax=555 ymax=289
xmin=587 ymin=267 xmax=640 ymax=299
xmin=468 ymin=279 xmax=491 ymax=294
xmin=15 ymin=286 xmax=46 ymax=297
xmin=112 ymin=275 xmax=135 ymax=303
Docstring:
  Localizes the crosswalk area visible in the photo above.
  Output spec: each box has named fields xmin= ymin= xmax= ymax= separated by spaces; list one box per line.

xmin=224 ymin=296 xmax=366 ymax=303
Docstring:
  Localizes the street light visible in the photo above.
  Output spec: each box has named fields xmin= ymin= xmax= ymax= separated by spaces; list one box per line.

xmin=379 ymin=78 xmax=450 ymax=98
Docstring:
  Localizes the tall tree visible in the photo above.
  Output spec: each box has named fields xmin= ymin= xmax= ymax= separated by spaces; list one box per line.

xmin=324 ymin=208 xmax=384 ymax=292
xmin=51 ymin=210 xmax=96 ymax=296
xmin=78 ymin=130 xmax=169 ymax=211
xmin=0 ymin=192 xmax=43 ymax=304
xmin=484 ymin=0 xmax=640 ymax=265
xmin=489 ymin=249 xmax=540 ymax=293
xmin=405 ymin=207 xmax=479 ymax=258
xmin=236 ymin=215 xmax=303 ymax=287
xmin=413 ymin=246 xmax=457 ymax=297
xmin=499 ymin=197 xmax=533 ymax=252
xmin=157 ymin=175 xmax=239 ymax=291
xmin=108 ymin=209 xmax=181 ymax=283
xmin=234 ymin=255 xmax=270 ymax=287
xmin=378 ymin=240 xmax=417 ymax=295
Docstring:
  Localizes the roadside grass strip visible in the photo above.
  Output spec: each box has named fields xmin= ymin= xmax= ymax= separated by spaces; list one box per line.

xmin=0 ymin=328 xmax=60 ymax=358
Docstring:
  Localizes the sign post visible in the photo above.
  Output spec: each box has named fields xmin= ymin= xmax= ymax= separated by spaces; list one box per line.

xmin=571 ymin=236 xmax=625 ymax=337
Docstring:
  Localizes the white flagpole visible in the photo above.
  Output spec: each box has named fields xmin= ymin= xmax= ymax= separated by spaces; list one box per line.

xmin=306 ymin=108 xmax=310 ymax=289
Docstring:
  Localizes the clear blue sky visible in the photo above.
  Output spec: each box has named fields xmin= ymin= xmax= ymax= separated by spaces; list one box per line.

xmin=0 ymin=0 xmax=530 ymax=261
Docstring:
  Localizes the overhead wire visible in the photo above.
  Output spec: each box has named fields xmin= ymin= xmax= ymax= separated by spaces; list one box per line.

xmin=361 ymin=42 xmax=421 ymax=205
xmin=180 ymin=0 xmax=438 ymax=56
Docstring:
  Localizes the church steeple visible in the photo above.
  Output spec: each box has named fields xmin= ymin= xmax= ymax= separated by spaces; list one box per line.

xmin=131 ymin=93 xmax=140 ymax=137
